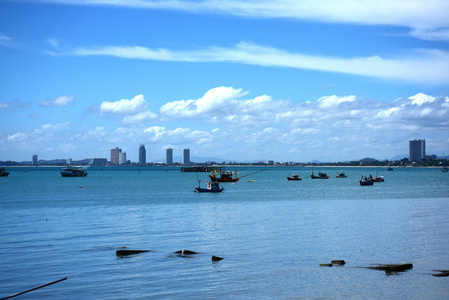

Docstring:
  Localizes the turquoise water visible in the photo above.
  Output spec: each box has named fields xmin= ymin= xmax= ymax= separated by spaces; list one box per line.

xmin=1 ymin=166 xmax=449 ymax=299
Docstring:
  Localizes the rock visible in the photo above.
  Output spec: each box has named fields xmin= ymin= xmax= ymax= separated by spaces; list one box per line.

xmin=212 ymin=256 xmax=223 ymax=262
xmin=183 ymin=249 xmax=198 ymax=255
xmin=320 ymin=263 xmax=333 ymax=267
xmin=116 ymin=249 xmax=151 ymax=257
xmin=432 ymin=270 xmax=449 ymax=277
xmin=331 ymin=260 xmax=346 ymax=265
xmin=173 ymin=250 xmax=183 ymax=254
xmin=366 ymin=263 xmax=413 ymax=272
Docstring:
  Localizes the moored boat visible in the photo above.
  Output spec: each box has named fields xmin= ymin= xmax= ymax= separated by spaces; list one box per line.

xmin=310 ymin=171 xmax=329 ymax=179
xmin=287 ymin=174 xmax=302 ymax=181
xmin=387 ymin=167 xmax=393 ymax=171
xmin=0 ymin=167 xmax=10 ymax=177
xmin=60 ymin=166 xmax=88 ymax=177
xmin=369 ymin=173 xmax=384 ymax=182
xmin=442 ymin=167 xmax=449 ymax=173
xmin=194 ymin=180 xmax=224 ymax=193
xmin=336 ymin=172 xmax=347 ymax=178
xmin=208 ymin=169 xmax=239 ymax=182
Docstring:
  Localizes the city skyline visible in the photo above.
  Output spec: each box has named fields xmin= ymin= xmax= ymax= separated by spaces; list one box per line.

xmin=1 ymin=1 xmax=449 ymax=162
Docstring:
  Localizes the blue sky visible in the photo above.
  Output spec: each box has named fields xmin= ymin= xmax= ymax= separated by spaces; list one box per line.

xmin=1 ymin=0 xmax=449 ymax=163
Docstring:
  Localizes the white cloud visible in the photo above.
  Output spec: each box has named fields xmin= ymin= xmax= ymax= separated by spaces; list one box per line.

xmin=40 ymin=95 xmax=74 ymax=107
xmin=0 ymin=102 xmax=9 ymax=109
xmin=61 ymin=43 xmax=449 ymax=86
xmin=100 ymin=94 xmax=146 ymax=116
xmin=7 ymin=122 xmax=69 ymax=144
xmin=0 ymin=34 xmax=12 ymax=46
xmin=122 ymin=110 xmax=158 ymax=124
xmin=34 ymin=0 xmax=449 ymax=41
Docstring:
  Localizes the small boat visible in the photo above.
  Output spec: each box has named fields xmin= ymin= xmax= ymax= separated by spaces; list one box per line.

xmin=208 ymin=169 xmax=239 ymax=182
xmin=60 ymin=166 xmax=88 ymax=177
xmin=442 ymin=167 xmax=449 ymax=173
xmin=195 ymin=180 xmax=224 ymax=193
xmin=336 ymin=172 xmax=347 ymax=178
xmin=310 ymin=171 xmax=329 ymax=179
xmin=387 ymin=167 xmax=393 ymax=171
xmin=0 ymin=167 xmax=10 ymax=177
xmin=287 ymin=174 xmax=302 ymax=181
xmin=360 ymin=177 xmax=374 ymax=186
xmin=248 ymin=180 xmax=257 ymax=182
xmin=369 ymin=173 xmax=384 ymax=182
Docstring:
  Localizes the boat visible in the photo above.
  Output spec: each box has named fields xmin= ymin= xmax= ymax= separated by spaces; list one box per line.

xmin=336 ymin=172 xmax=347 ymax=178
xmin=208 ymin=169 xmax=239 ymax=182
xmin=442 ymin=167 xmax=449 ymax=173
xmin=287 ymin=174 xmax=302 ymax=181
xmin=0 ymin=167 xmax=9 ymax=177
xmin=360 ymin=177 xmax=374 ymax=186
xmin=369 ymin=173 xmax=384 ymax=182
xmin=310 ymin=171 xmax=329 ymax=179
xmin=60 ymin=166 xmax=88 ymax=177
xmin=387 ymin=167 xmax=393 ymax=171
xmin=194 ymin=180 xmax=224 ymax=193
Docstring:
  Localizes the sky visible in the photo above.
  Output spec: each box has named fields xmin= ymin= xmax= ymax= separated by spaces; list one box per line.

xmin=1 ymin=0 xmax=449 ymax=163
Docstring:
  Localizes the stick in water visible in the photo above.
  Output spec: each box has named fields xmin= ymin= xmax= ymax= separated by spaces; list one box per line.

xmin=1 ymin=277 xmax=67 ymax=300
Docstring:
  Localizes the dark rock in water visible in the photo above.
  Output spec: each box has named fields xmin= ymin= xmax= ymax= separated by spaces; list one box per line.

xmin=173 ymin=250 xmax=183 ymax=254
xmin=212 ymin=256 xmax=223 ymax=262
xmin=116 ymin=249 xmax=150 ymax=257
xmin=183 ymin=249 xmax=198 ymax=255
xmin=432 ymin=270 xmax=449 ymax=277
xmin=331 ymin=260 xmax=346 ymax=265
xmin=320 ymin=263 xmax=333 ymax=267
xmin=366 ymin=263 xmax=413 ymax=273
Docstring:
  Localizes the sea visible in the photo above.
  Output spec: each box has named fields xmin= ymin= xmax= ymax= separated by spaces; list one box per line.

xmin=1 ymin=166 xmax=448 ymax=299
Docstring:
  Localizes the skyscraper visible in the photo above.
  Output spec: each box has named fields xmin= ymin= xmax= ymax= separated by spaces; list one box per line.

xmin=166 ymin=148 xmax=173 ymax=165
xmin=182 ymin=148 xmax=190 ymax=165
xmin=409 ymin=139 xmax=426 ymax=162
xmin=119 ymin=152 xmax=127 ymax=165
xmin=111 ymin=147 xmax=121 ymax=164
xmin=139 ymin=144 xmax=146 ymax=165
xmin=32 ymin=154 xmax=38 ymax=166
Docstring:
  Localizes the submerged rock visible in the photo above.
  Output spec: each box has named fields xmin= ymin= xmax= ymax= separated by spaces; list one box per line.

xmin=320 ymin=263 xmax=333 ymax=267
xmin=331 ymin=260 xmax=346 ymax=265
xmin=432 ymin=270 xmax=449 ymax=277
xmin=366 ymin=263 xmax=413 ymax=273
xmin=212 ymin=256 xmax=223 ymax=262
xmin=116 ymin=249 xmax=151 ymax=257
xmin=183 ymin=249 xmax=198 ymax=255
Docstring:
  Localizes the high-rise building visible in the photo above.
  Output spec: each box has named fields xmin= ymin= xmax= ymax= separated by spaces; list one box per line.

xmin=182 ymin=148 xmax=190 ymax=165
xmin=119 ymin=152 xmax=127 ymax=165
xmin=409 ymin=139 xmax=426 ymax=162
xmin=111 ymin=147 xmax=121 ymax=164
xmin=67 ymin=158 xmax=72 ymax=165
xmin=139 ymin=144 xmax=146 ymax=165
xmin=166 ymin=148 xmax=173 ymax=165
xmin=32 ymin=154 xmax=38 ymax=166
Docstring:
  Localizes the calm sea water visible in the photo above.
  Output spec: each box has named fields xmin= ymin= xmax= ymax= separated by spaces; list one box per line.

xmin=1 ymin=166 xmax=449 ymax=299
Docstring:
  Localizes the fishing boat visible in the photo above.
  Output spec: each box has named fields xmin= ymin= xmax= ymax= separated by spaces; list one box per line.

xmin=442 ymin=167 xmax=449 ymax=173
xmin=369 ymin=173 xmax=384 ymax=182
xmin=60 ymin=166 xmax=88 ymax=177
xmin=310 ymin=171 xmax=329 ymax=179
xmin=0 ymin=167 xmax=9 ymax=177
xmin=194 ymin=180 xmax=224 ymax=193
xmin=360 ymin=177 xmax=374 ymax=186
xmin=387 ymin=167 xmax=393 ymax=171
xmin=209 ymin=169 xmax=239 ymax=182
xmin=287 ymin=174 xmax=302 ymax=181
xmin=336 ymin=172 xmax=347 ymax=178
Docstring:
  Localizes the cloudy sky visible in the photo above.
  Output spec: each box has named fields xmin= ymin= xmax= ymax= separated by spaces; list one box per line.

xmin=1 ymin=0 xmax=449 ymax=163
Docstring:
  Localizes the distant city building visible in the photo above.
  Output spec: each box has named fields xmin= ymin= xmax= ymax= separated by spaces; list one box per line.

xmin=32 ymin=154 xmax=38 ymax=166
xmin=409 ymin=139 xmax=426 ymax=162
xmin=139 ymin=144 xmax=146 ymax=165
xmin=166 ymin=148 xmax=173 ymax=165
xmin=67 ymin=158 xmax=72 ymax=165
xmin=111 ymin=147 xmax=121 ymax=164
xmin=182 ymin=148 xmax=190 ymax=165
xmin=119 ymin=152 xmax=127 ymax=165
xmin=89 ymin=158 xmax=108 ymax=165
xmin=266 ymin=160 xmax=274 ymax=165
